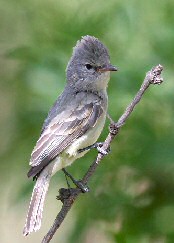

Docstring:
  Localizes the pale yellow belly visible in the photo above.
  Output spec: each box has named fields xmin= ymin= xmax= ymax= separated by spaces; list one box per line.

xmin=51 ymin=111 xmax=106 ymax=175
xmin=65 ymin=110 xmax=106 ymax=157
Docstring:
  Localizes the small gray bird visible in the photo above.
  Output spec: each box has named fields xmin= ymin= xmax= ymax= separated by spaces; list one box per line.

xmin=23 ymin=35 xmax=117 ymax=236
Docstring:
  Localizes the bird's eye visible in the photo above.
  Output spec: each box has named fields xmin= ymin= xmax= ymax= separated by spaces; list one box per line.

xmin=85 ymin=64 xmax=93 ymax=70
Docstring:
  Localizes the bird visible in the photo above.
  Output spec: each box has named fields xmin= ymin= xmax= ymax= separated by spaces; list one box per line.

xmin=23 ymin=35 xmax=117 ymax=236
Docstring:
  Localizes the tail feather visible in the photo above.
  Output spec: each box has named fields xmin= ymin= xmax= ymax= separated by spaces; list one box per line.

xmin=23 ymin=167 xmax=52 ymax=236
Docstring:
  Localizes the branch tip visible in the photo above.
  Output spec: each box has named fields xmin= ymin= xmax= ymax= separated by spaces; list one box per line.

xmin=149 ymin=64 xmax=164 ymax=85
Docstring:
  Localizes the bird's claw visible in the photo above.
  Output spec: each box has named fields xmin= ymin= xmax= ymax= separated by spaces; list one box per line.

xmin=78 ymin=142 xmax=110 ymax=155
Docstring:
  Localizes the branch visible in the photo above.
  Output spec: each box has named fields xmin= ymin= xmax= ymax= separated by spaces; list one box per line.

xmin=42 ymin=64 xmax=164 ymax=243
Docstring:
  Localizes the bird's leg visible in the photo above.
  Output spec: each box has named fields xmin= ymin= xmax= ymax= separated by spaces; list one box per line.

xmin=107 ymin=113 xmax=115 ymax=123
xmin=63 ymin=169 xmax=71 ymax=189
xmin=78 ymin=142 xmax=110 ymax=155
xmin=62 ymin=168 xmax=89 ymax=193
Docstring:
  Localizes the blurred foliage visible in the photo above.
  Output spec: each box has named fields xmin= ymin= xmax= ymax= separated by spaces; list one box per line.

xmin=0 ymin=0 xmax=174 ymax=242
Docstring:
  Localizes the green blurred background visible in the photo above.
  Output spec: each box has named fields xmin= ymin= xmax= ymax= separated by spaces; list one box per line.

xmin=0 ymin=0 xmax=174 ymax=242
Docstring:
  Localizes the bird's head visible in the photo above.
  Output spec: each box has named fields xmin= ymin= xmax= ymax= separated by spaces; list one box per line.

xmin=66 ymin=35 xmax=118 ymax=92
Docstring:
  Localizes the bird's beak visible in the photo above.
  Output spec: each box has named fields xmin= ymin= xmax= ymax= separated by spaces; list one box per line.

xmin=98 ymin=64 xmax=118 ymax=72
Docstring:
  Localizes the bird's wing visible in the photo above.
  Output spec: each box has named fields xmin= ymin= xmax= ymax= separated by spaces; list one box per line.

xmin=27 ymin=102 xmax=103 ymax=178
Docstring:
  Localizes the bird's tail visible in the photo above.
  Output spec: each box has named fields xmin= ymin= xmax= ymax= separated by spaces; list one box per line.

xmin=23 ymin=167 xmax=52 ymax=236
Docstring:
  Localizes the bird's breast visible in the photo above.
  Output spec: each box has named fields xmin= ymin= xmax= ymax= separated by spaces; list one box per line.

xmin=65 ymin=110 xmax=107 ymax=158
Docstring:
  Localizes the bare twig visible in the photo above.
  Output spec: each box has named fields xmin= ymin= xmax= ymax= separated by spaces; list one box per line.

xmin=42 ymin=64 xmax=163 ymax=243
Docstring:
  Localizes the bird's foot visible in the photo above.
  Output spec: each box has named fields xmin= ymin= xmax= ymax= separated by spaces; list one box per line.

xmin=78 ymin=142 xmax=110 ymax=155
xmin=62 ymin=168 xmax=89 ymax=193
